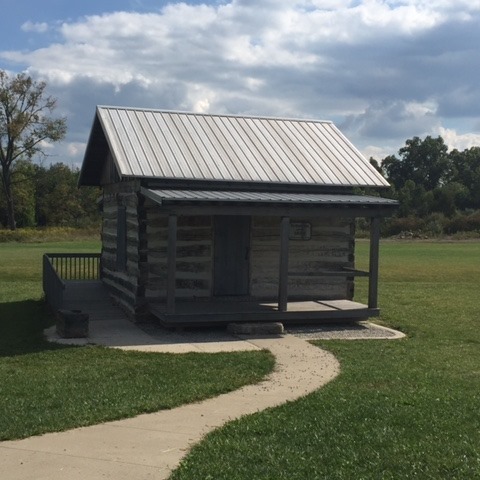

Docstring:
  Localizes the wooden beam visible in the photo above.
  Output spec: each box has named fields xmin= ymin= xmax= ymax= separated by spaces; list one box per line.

xmin=278 ymin=216 xmax=290 ymax=312
xmin=156 ymin=204 xmax=397 ymax=218
xmin=368 ymin=217 xmax=381 ymax=309
xmin=167 ymin=214 xmax=177 ymax=314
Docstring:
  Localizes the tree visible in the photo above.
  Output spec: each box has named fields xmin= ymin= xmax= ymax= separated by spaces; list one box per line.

xmin=382 ymin=136 xmax=449 ymax=191
xmin=36 ymin=163 xmax=81 ymax=226
xmin=447 ymin=147 xmax=480 ymax=210
xmin=0 ymin=159 xmax=36 ymax=227
xmin=0 ymin=70 xmax=66 ymax=229
xmin=35 ymin=163 xmax=100 ymax=227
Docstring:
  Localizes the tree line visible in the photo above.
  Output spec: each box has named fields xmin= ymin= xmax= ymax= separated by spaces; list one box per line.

xmin=372 ymin=135 xmax=480 ymax=236
xmin=0 ymin=160 xmax=100 ymax=228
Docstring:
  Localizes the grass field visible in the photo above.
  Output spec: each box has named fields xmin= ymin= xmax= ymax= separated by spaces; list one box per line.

xmin=1 ymin=237 xmax=479 ymax=477
xmin=171 ymin=241 xmax=480 ymax=480
xmin=0 ymin=239 xmax=274 ymax=440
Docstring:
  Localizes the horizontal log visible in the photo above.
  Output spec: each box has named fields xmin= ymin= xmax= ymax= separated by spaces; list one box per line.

xmin=149 ymin=244 xmax=212 ymax=259
xmin=146 ymin=227 xmax=168 ymax=238
xmin=149 ymin=261 xmax=211 ymax=276
xmin=147 ymin=216 xmax=169 ymax=228
xmin=102 ymin=276 xmax=137 ymax=299
xmin=146 ymin=215 xmax=213 ymax=229
xmin=178 ymin=216 xmax=212 ymax=227
xmin=251 ymin=245 xmax=350 ymax=258
xmin=252 ymin=216 xmax=349 ymax=228
xmin=148 ymin=228 xmax=212 ymax=242
xmin=252 ymin=225 xmax=349 ymax=237
xmin=103 ymin=180 xmax=140 ymax=194
xmin=145 ymin=277 xmax=210 ymax=292
xmin=176 ymin=278 xmax=210 ymax=290
xmin=251 ymin=282 xmax=347 ymax=297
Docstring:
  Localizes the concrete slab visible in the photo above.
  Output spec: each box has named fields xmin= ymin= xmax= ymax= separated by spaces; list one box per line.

xmin=45 ymin=317 xmax=261 ymax=353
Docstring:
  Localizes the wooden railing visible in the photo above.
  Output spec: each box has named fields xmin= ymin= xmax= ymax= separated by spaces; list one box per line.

xmin=43 ymin=253 xmax=101 ymax=311
xmin=44 ymin=253 xmax=101 ymax=280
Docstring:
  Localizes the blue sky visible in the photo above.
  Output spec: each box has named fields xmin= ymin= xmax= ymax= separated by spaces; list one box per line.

xmin=1 ymin=0 xmax=480 ymax=168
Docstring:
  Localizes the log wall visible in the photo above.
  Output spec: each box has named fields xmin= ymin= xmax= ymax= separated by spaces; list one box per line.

xmin=99 ymin=189 xmax=355 ymax=313
xmin=100 ymin=181 xmax=147 ymax=319
xmin=250 ymin=216 xmax=355 ymax=300
xmin=145 ymin=203 xmax=213 ymax=301
xmin=143 ymin=209 xmax=355 ymax=303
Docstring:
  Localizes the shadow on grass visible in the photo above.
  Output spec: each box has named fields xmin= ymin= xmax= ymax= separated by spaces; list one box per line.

xmin=0 ymin=299 xmax=68 ymax=357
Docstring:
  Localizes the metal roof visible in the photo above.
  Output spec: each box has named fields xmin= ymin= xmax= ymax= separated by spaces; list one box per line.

xmin=142 ymin=188 xmax=398 ymax=208
xmin=80 ymin=106 xmax=390 ymax=188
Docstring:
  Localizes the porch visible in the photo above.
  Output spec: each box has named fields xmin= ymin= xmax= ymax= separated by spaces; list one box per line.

xmin=149 ymin=298 xmax=378 ymax=327
xmin=43 ymin=253 xmax=378 ymax=326
xmin=141 ymin=191 xmax=391 ymax=323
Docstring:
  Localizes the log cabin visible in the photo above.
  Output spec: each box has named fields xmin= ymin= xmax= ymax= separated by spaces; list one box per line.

xmin=79 ymin=106 xmax=397 ymax=326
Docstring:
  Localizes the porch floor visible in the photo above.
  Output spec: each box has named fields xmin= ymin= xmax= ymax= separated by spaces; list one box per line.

xmin=149 ymin=298 xmax=379 ymax=327
xmin=59 ymin=281 xmax=378 ymax=327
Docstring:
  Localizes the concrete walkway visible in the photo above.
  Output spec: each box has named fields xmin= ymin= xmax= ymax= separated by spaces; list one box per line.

xmin=2 ymin=284 xmax=402 ymax=479
xmin=1 ymin=333 xmax=340 ymax=480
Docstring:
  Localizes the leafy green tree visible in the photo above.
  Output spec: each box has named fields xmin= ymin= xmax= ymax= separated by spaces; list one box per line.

xmin=382 ymin=136 xmax=449 ymax=191
xmin=36 ymin=163 xmax=80 ymax=226
xmin=396 ymin=180 xmax=433 ymax=217
xmin=432 ymin=182 xmax=469 ymax=217
xmin=0 ymin=159 xmax=36 ymax=227
xmin=36 ymin=163 xmax=100 ymax=227
xmin=10 ymin=159 xmax=35 ymax=227
xmin=447 ymin=147 xmax=480 ymax=209
xmin=0 ymin=70 xmax=66 ymax=229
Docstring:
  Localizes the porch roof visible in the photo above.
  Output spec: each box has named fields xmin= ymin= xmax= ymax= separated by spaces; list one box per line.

xmin=142 ymin=188 xmax=398 ymax=210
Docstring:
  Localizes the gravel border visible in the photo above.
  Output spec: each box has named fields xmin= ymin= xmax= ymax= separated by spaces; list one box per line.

xmin=286 ymin=321 xmax=405 ymax=340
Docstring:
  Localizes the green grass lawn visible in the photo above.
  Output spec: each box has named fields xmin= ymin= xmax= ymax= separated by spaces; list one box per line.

xmin=171 ymin=241 xmax=480 ymax=480
xmin=0 ymin=239 xmax=274 ymax=440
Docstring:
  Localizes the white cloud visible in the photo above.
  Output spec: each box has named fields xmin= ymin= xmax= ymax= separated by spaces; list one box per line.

xmin=437 ymin=127 xmax=480 ymax=152
xmin=67 ymin=142 xmax=86 ymax=158
xmin=21 ymin=21 xmax=49 ymax=33
xmin=1 ymin=0 xmax=480 ymax=165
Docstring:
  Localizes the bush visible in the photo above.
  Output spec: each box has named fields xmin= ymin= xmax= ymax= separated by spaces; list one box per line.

xmin=423 ymin=213 xmax=447 ymax=236
xmin=383 ymin=216 xmax=426 ymax=236
xmin=381 ymin=210 xmax=480 ymax=238
xmin=444 ymin=211 xmax=480 ymax=234
xmin=0 ymin=226 xmax=100 ymax=243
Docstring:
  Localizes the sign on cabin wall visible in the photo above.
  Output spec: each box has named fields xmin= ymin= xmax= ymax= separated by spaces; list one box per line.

xmin=289 ymin=222 xmax=311 ymax=240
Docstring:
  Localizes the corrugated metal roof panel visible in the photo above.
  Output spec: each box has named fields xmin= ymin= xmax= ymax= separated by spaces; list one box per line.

xmin=143 ymin=188 xmax=398 ymax=207
xmin=95 ymin=106 xmax=390 ymax=187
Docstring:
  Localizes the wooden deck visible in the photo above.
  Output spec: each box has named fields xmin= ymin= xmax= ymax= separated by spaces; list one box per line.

xmin=58 ymin=282 xmax=378 ymax=327
xmin=149 ymin=298 xmax=379 ymax=327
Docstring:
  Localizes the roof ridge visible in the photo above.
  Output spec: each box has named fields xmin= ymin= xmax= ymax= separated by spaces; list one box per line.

xmin=95 ymin=105 xmax=333 ymax=124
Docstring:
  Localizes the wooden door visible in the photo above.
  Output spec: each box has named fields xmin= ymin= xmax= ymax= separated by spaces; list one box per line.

xmin=214 ymin=216 xmax=250 ymax=296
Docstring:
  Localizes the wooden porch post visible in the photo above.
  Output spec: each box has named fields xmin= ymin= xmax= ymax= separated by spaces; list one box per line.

xmin=167 ymin=214 xmax=177 ymax=314
xmin=278 ymin=216 xmax=290 ymax=312
xmin=368 ymin=216 xmax=381 ymax=309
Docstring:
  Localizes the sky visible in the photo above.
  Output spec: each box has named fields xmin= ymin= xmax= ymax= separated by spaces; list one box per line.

xmin=1 ymin=0 xmax=480 ymax=168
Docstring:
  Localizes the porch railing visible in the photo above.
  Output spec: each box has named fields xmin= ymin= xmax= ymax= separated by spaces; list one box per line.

xmin=43 ymin=253 xmax=101 ymax=311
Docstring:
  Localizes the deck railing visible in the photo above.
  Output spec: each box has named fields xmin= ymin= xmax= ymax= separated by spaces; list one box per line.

xmin=43 ymin=253 xmax=101 ymax=311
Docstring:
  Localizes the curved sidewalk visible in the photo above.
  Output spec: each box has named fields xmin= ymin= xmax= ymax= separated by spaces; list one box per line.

xmin=1 ymin=334 xmax=340 ymax=480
